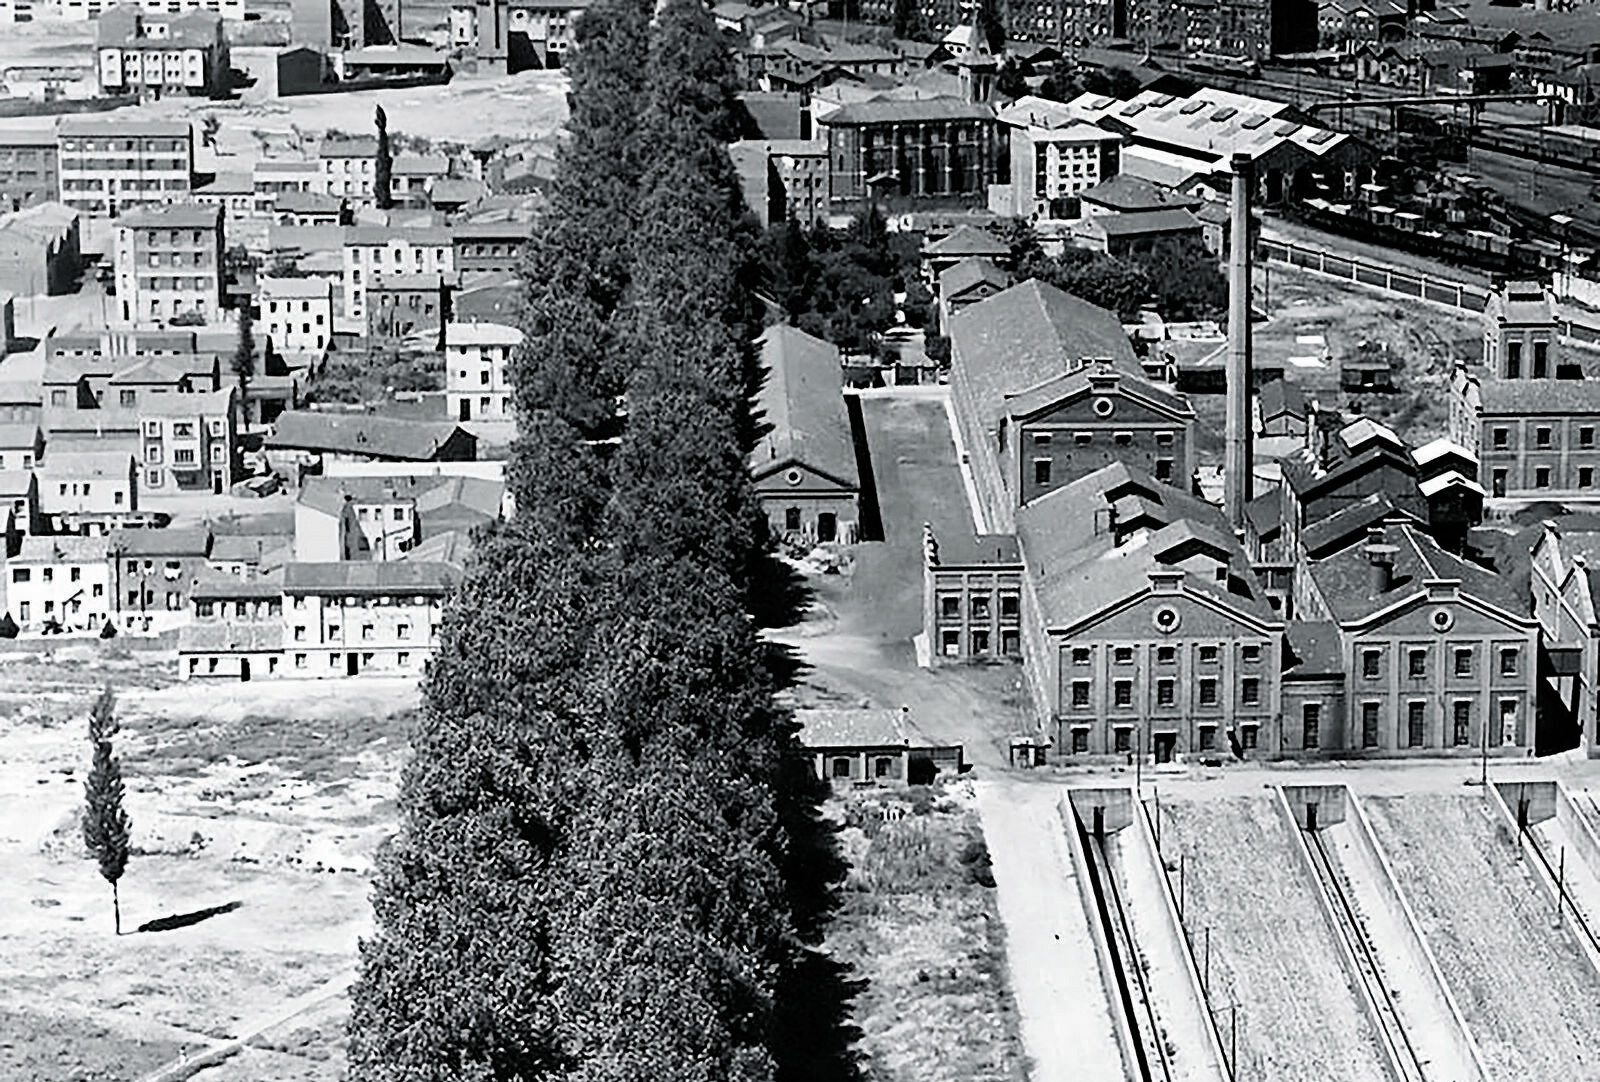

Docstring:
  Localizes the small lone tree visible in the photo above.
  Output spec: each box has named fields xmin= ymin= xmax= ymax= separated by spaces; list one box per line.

xmin=81 ymin=687 xmax=131 ymax=935
xmin=375 ymin=105 xmax=393 ymax=211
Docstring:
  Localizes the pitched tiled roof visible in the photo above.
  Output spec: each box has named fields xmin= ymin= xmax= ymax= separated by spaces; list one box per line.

xmin=1478 ymin=378 xmax=1600 ymax=415
xmin=207 ymin=534 xmax=291 ymax=566
xmin=1001 ymin=359 xmax=1192 ymax=424
xmin=0 ymin=468 xmax=34 ymax=496
xmin=282 ymin=560 xmax=459 ymax=594
xmin=1082 ymin=208 xmax=1203 ymax=237
xmin=36 ymin=449 xmax=133 ymax=478
xmin=14 ymin=534 xmax=106 ymax=563
xmin=750 ymin=324 xmax=856 ymax=488
xmin=189 ymin=568 xmax=283 ymax=599
xmin=116 ymin=204 xmax=221 ymax=230
xmin=951 ymin=278 xmax=1144 ymax=434
xmin=110 ymin=527 xmax=212 ymax=557
xmin=923 ymin=224 xmax=1010 ymax=258
xmin=1260 ymin=378 xmax=1306 ymax=419
xmin=268 ymin=411 xmax=472 ymax=460
xmin=797 ymin=708 xmax=910 ymax=749
xmin=0 ymin=421 xmax=39 ymax=448
xmin=821 ymin=96 xmax=994 ymax=125
xmin=1079 ymin=174 xmax=1203 ymax=212
xmin=1306 ymin=521 xmax=1522 ymax=622
xmin=1300 ymin=493 xmax=1418 ymax=559
xmin=939 ymin=257 xmax=1008 ymax=298
xmin=933 ymin=531 xmax=1021 ymax=565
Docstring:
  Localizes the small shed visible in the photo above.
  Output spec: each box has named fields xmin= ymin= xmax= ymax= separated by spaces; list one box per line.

xmin=797 ymin=706 xmax=963 ymax=784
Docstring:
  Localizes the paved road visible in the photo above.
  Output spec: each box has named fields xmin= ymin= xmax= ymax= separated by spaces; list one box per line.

xmin=977 ymin=778 xmax=1129 ymax=1082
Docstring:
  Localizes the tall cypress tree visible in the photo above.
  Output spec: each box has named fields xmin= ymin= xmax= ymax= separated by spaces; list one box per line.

xmin=81 ymin=686 xmax=131 ymax=936
xmin=374 ymin=105 xmax=393 ymax=211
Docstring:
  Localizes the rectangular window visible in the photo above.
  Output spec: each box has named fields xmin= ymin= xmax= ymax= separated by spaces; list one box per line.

xmin=1534 ymin=341 xmax=1549 ymax=377
xmin=971 ymin=629 xmax=990 ymax=654
xmin=9 ymin=568 xmax=27 ymax=583
xmin=1114 ymin=646 xmax=1133 ymax=664
xmin=941 ymin=629 xmax=959 ymax=656
xmin=1408 ymin=701 xmax=1426 ymax=748
xmin=1157 ymin=645 xmax=1176 ymax=664
xmin=1408 ymin=649 xmax=1426 ymax=678
xmin=1241 ymin=725 xmax=1258 ymax=750
xmin=1537 ymin=426 xmax=1553 ymax=448
xmin=1199 ymin=679 xmax=1218 ymax=706
xmin=1242 ymin=677 xmax=1260 ymax=705
xmin=1583 ymin=426 xmax=1595 ymax=448
xmin=1362 ymin=702 xmax=1380 ymax=748
xmin=1199 ymin=726 xmax=1216 ymax=751
xmin=1500 ymin=648 xmax=1518 ymax=676
xmin=1506 ymin=341 xmax=1521 ymax=378
xmin=970 ymin=594 xmax=990 ymax=619
xmin=1199 ymin=645 xmax=1219 ymax=664
xmin=1114 ymin=680 xmax=1133 ymax=708
xmin=1453 ymin=701 xmax=1471 ymax=746
xmin=1113 ymin=727 xmax=1131 ymax=753
xmin=1033 ymin=459 xmax=1052 ymax=486
xmin=1072 ymin=680 xmax=1091 ymax=707
xmin=1157 ymin=679 xmax=1175 ymax=706
xmin=1000 ymin=594 xmax=1019 ymax=618
xmin=1584 ymin=468 xmax=1595 ymax=489
xmin=1536 ymin=467 xmax=1552 ymax=489
xmin=1242 ymin=644 xmax=1262 ymax=663
xmin=1455 ymin=648 xmax=1472 ymax=677
xmin=1154 ymin=458 xmax=1173 ymax=482
xmin=1492 ymin=427 xmax=1509 ymax=449
xmin=1362 ymin=649 xmax=1380 ymax=679
xmin=1001 ymin=629 xmax=1020 ymax=656
xmin=1073 ymin=647 xmax=1091 ymax=665
xmin=1072 ymin=728 xmax=1089 ymax=754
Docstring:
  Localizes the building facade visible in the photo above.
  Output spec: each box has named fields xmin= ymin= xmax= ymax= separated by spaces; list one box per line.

xmin=113 ymin=202 xmax=223 ymax=324
xmin=281 ymin=561 xmax=455 ymax=677
xmin=95 ymin=8 xmax=231 ymax=99
xmin=1002 ymin=120 xmax=1123 ymax=220
xmin=343 ymin=225 xmax=453 ymax=320
xmin=0 ymin=130 xmax=59 ymax=211
xmin=59 ymin=117 xmax=193 ymax=218
xmin=7 ymin=535 xmax=112 ymax=633
xmin=138 ymin=386 xmax=233 ymax=493
xmin=260 ymin=275 xmax=333 ymax=355
xmin=319 ymin=134 xmax=377 ymax=201
xmin=818 ymin=97 xmax=1002 ymax=212
xmin=444 ymin=320 xmax=519 ymax=422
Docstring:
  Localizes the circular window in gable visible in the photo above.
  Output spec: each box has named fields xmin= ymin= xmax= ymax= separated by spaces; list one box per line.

xmin=1093 ymin=396 xmax=1115 ymax=417
xmin=1153 ymin=606 xmax=1181 ymax=633
xmin=1431 ymin=608 xmax=1454 ymax=632
xmin=785 ymin=469 xmax=802 ymax=486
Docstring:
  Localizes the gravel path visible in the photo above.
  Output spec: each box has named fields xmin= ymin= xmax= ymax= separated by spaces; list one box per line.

xmin=1363 ymin=794 xmax=1600 ymax=1081
xmin=1156 ymin=796 xmax=1390 ymax=1082
xmin=976 ymin=780 xmax=1127 ymax=1082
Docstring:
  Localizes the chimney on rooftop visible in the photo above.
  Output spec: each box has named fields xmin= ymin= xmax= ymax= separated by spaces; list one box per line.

xmin=1225 ymin=153 xmax=1255 ymax=532
xmin=1365 ymin=542 xmax=1400 ymax=594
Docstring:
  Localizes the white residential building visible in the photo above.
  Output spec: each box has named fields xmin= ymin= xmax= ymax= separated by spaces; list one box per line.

xmin=280 ymin=561 xmax=455 ymax=677
xmin=445 ymin=320 xmax=520 ymax=422
xmin=260 ymin=275 xmax=333 ymax=356
xmin=7 ymin=535 xmax=112 ymax=633
xmin=36 ymin=448 xmax=138 ymax=528
xmin=113 ymin=202 xmax=223 ymax=325
xmin=138 ymin=386 xmax=233 ymax=493
xmin=57 ymin=117 xmax=193 ymax=218
xmin=319 ymin=134 xmax=377 ymax=201
xmin=342 ymin=225 xmax=453 ymax=320
xmin=62 ymin=0 xmax=243 ymax=19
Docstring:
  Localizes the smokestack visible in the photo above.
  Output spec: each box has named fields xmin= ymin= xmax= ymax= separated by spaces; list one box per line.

xmin=1225 ymin=153 xmax=1255 ymax=530
xmin=1365 ymin=543 xmax=1399 ymax=594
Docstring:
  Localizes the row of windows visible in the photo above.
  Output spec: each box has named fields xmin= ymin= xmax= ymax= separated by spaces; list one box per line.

xmin=292 ymin=622 xmax=422 ymax=641
xmin=187 ymin=650 xmax=417 ymax=674
xmin=939 ymin=627 xmax=1021 ymax=656
xmin=1072 ymin=643 xmax=1263 ymax=666
xmin=1359 ymin=645 xmax=1517 ymax=679
xmin=266 ymin=300 xmax=325 ymax=314
xmin=1500 ymin=339 xmax=1552 ymax=379
xmin=1353 ymin=699 xmax=1518 ymax=749
xmin=15 ymin=596 xmax=104 ymax=621
xmin=12 ymin=565 xmax=95 ymax=583
xmin=195 ymin=599 xmax=282 ymax=618
xmin=1490 ymin=424 xmax=1596 ymax=449
xmin=937 ymin=593 xmax=1021 ymax=621
xmin=137 ymin=276 xmax=215 ymax=292
xmin=1036 ymin=457 xmax=1176 ymax=485
xmin=288 ymin=594 xmax=441 ymax=608
xmin=1071 ymin=675 xmax=1260 ymax=708
xmin=1066 ymin=723 xmax=1242 ymax=755
xmin=62 ymin=139 xmax=187 ymax=153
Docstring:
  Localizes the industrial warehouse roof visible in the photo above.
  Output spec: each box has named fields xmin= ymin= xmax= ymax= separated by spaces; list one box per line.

xmin=750 ymin=323 xmax=857 ymax=489
xmin=949 ymin=279 xmax=1150 ymax=433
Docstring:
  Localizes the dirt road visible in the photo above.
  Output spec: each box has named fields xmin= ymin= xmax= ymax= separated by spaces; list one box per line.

xmin=976 ymin=778 xmax=1128 ymax=1082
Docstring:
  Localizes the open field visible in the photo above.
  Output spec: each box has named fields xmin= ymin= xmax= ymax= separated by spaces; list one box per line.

xmin=1153 ymin=796 xmax=1389 ymax=1082
xmin=827 ymin=782 xmax=1025 ymax=1082
xmin=0 ymin=645 xmax=419 ymax=1081
xmin=1363 ymin=793 xmax=1600 ymax=1081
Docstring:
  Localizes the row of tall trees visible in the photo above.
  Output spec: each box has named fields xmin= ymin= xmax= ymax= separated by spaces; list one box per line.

xmin=347 ymin=0 xmax=835 ymax=1079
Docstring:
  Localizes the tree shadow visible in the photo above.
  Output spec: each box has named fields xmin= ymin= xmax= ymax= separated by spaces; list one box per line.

xmin=751 ymin=550 xmax=814 ymax=631
xmin=774 ymin=765 xmax=863 ymax=1082
xmin=135 ymin=900 xmax=243 ymax=934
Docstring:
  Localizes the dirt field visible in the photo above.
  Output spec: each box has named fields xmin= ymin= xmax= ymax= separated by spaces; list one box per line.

xmin=1363 ymin=793 xmax=1600 ymax=1081
xmin=0 ymin=644 xmax=419 ymax=1081
xmin=1153 ymin=796 xmax=1390 ymax=1082
xmin=827 ymin=782 xmax=1025 ymax=1082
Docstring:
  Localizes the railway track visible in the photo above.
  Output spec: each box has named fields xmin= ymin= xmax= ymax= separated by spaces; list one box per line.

xmin=1077 ymin=817 xmax=1173 ymax=1082
xmin=1300 ymin=827 xmax=1427 ymax=1082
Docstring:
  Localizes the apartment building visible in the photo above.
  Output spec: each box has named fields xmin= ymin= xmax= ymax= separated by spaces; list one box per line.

xmin=260 ymin=275 xmax=333 ymax=355
xmin=0 ymin=130 xmax=59 ymax=211
xmin=113 ymin=202 xmax=223 ymax=325
xmin=111 ymin=525 xmax=212 ymax=634
xmin=96 ymin=7 xmax=231 ymax=99
xmin=7 ymin=535 xmax=112 ymax=633
xmin=319 ymin=134 xmax=377 ymax=201
xmin=997 ymin=100 xmax=1123 ymax=220
xmin=252 ymin=157 xmax=325 ymax=214
xmin=451 ymin=220 xmax=530 ymax=275
xmin=36 ymin=448 xmax=139 ymax=527
xmin=444 ymin=320 xmax=519 ymax=422
xmin=366 ymin=272 xmax=454 ymax=341
xmin=465 ymin=0 xmax=590 ymax=74
xmin=281 ymin=561 xmax=456 ymax=677
xmin=343 ymin=225 xmax=452 ymax=320
xmin=58 ymin=116 xmax=193 ymax=217
xmin=138 ymin=386 xmax=233 ymax=492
